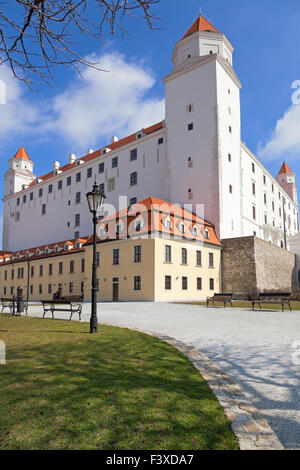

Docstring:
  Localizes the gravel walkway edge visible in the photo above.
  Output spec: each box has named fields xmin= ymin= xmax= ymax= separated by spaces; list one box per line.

xmin=104 ymin=323 xmax=284 ymax=451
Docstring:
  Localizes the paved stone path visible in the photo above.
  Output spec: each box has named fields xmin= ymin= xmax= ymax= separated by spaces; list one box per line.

xmin=27 ymin=302 xmax=300 ymax=449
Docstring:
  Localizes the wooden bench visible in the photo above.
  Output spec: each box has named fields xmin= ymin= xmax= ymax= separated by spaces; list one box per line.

xmin=1 ymin=297 xmax=28 ymax=315
xmin=251 ymin=293 xmax=292 ymax=312
xmin=41 ymin=300 xmax=82 ymax=321
xmin=206 ymin=293 xmax=233 ymax=308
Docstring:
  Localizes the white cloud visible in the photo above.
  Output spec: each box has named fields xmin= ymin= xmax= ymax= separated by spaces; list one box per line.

xmin=0 ymin=52 xmax=165 ymax=152
xmin=0 ymin=65 xmax=38 ymax=140
xmin=258 ymin=103 xmax=300 ymax=161
xmin=45 ymin=52 xmax=165 ymax=148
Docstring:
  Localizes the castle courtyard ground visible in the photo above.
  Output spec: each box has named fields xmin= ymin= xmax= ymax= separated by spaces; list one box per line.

xmin=23 ymin=302 xmax=300 ymax=449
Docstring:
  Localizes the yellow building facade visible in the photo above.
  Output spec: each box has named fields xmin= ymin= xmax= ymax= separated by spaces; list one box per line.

xmin=0 ymin=197 xmax=222 ymax=302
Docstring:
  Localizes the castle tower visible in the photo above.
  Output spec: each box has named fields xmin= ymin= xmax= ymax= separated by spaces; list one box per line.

xmin=163 ymin=15 xmax=242 ymax=238
xmin=4 ymin=147 xmax=35 ymax=196
xmin=276 ymin=162 xmax=298 ymax=205
xmin=2 ymin=147 xmax=35 ymax=251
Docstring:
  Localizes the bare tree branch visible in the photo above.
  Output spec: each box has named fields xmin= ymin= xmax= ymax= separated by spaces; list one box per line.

xmin=0 ymin=0 xmax=161 ymax=87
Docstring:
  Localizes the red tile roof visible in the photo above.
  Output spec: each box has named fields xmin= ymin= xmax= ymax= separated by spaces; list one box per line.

xmin=279 ymin=162 xmax=293 ymax=175
xmin=182 ymin=16 xmax=219 ymax=40
xmin=13 ymin=147 xmax=30 ymax=161
xmin=87 ymin=196 xmax=221 ymax=247
xmin=28 ymin=121 xmax=164 ymax=187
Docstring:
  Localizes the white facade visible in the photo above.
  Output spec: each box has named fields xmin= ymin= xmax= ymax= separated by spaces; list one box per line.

xmin=2 ymin=16 xmax=299 ymax=252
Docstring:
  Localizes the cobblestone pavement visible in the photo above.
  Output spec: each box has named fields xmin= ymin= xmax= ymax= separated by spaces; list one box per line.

xmin=27 ymin=302 xmax=300 ymax=449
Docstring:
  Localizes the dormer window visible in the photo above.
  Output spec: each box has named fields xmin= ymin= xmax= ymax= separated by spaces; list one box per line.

xmin=164 ymin=217 xmax=172 ymax=231
xmin=98 ymin=224 xmax=107 ymax=239
xmin=204 ymin=229 xmax=210 ymax=240
xmin=116 ymin=221 xmax=124 ymax=235
xmin=193 ymin=225 xmax=198 ymax=237
xmin=135 ymin=217 xmax=144 ymax=232
xmin=180 ymin=222 xmax=185 ymax=234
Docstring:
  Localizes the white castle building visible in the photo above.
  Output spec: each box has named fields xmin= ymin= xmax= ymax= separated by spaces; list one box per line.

xmin=2 ymin=15 xmax=299 ymax=252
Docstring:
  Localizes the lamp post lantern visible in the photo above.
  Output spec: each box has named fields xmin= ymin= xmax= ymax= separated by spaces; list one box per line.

xmin=86 ymin=183 xmax=106 ymax=333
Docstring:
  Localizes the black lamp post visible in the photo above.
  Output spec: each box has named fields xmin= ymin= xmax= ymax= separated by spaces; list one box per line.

xmin=86 ymin=183 xmax=106 ymax=333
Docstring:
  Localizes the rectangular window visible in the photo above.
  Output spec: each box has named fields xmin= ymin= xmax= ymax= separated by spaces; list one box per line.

xmin=130 ymin=172 xmax=137 ymax=186
xmin=81 ymin=258 xmax=85 ymax=273
xmin=11 ymin=269 xmax=14 ymax=280
xmin=39 ymin=285 xmax=43 ymax=295
xmin=48 ymin=284 xmax=52 ymax=294
xmin=10 ymin=287 xmax=14 ymax=296
xmin=30 ymin=192 xmax=33 ymax=201
xmin=196 ymin=250 xmax=202 ymax=267
xmin=134 ymin=245 xmax=142 ymax=263
xmin=76 ymin=172 xmax=81 ymax=183
xmin=48 ymin=184 xmax=53 ymax=194
xmin=75 ymin=214 xmax=80 ymax=227
xmin=130 ymin=149 xmax=137 ymax=161
xmin=16 ymin=198 xmax=20 ymax=206
xmin=252 ymin=182 xmax=256 ymax=196
xmin=113 ymin=249 xmax=120 ymax=265
xmin=253 ymin=205 xmax=256 ymax=220
xmin=30 ymin=266 xmax=34 ymax=278
xmin=3 ymin=287 xmax=6 ymax=296
xmin=39 ymin=188 xmax=43 ymax=198
xmin=42 ymin=204 xmax=46 ymax=215
xmin=23 ymin=195 xmax=27 ymax=203
xmin=69 ymin=282 xmax=74 ymax=294
xmin=181 ymin=248 xmax=187 ymax=265
xmin=70 ymin=260 xmax=74 ymax=273
xmin=197 ymin=278 xmax=202 ymax=291
xmin=30 ymin=285 xmax=33 ymax=295
xmin=87 ymin=168 xmax=92 ymax=178
xmin=228 ymin=153 xmax=232 ymax=162
xmin=165 ymin=245 xmax=172 ymax=263
xmin=209 ymin=253 xmax=214 ymax=268
xmin=188 ymin=123 xmax=194 ymax=131
xmin=158 ymin=138 xmax=164 ymax=145
xmin=134 ymin=276 xmax=142 ymax=291
xmin=229 ymin=185 xmax=233 ymax=194
xmin=112 ymin=156 xmax=118 ymax=168
xmin=209 ymin=278 xmax=215 ymax=291
xmin=58 ymin=180 xmax=63 ymax=190
xmin=263 ymin=175 xmax=266 ymax=185
xmin=99 ymin=183 xmax=105 ymax=194
xmin=59 ymin=262 xmax=63 ymax=275
xmin=229 ymin=126 xmax=232 ymax=133
xmin=67 ymin=176 xmax=72 ymax=186
xmin=252 ymin=163 xmax=255 ymax=173
xmin=39 ymin=265 xmax=43 ymax=277
xmin=165 ymin=275 xmax=172 ymax=290
xmin=99 ymin=162 xmax=104 ymax=174
xmin=182 ymin=277 xmax=188 ymax=290
xmin=264 ymin=193 xmax=267 ymax=205
xmin=49 ymin=264 xmax=53 ymax=276
xmin=76 ymin=192 xmax=81 ymax=204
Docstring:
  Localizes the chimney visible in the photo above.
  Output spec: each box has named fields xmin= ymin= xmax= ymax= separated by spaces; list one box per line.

xmin=111 ymin=136 xmax=118 ymax=144
xmin=53 ymin=161 xmax=60 ymax=170
xmin=68 ymin=153 xmax=76 ymax=164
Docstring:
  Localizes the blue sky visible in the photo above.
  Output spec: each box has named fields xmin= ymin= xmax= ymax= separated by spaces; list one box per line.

xmin=1 ymin=0 xmax=300 ymax=247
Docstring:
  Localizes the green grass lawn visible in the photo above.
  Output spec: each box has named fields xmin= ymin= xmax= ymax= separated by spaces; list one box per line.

xmin=175 ymin=300 xmax=300 ymax=310
xmin=0 ymin=315 xmax=238 ymax=450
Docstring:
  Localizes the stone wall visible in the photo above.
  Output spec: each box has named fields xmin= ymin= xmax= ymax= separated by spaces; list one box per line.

xmin=222 ymin=236 xmax=295 ymax=295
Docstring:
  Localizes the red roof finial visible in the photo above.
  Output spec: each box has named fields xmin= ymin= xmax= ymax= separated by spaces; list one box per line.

xmin=182 ymin=16 xmax=219 ymax=40
xmin=13 ymin=147 xmax=30 ymax=161
xmin=278 ymin=161 xmax=293 ymax=175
